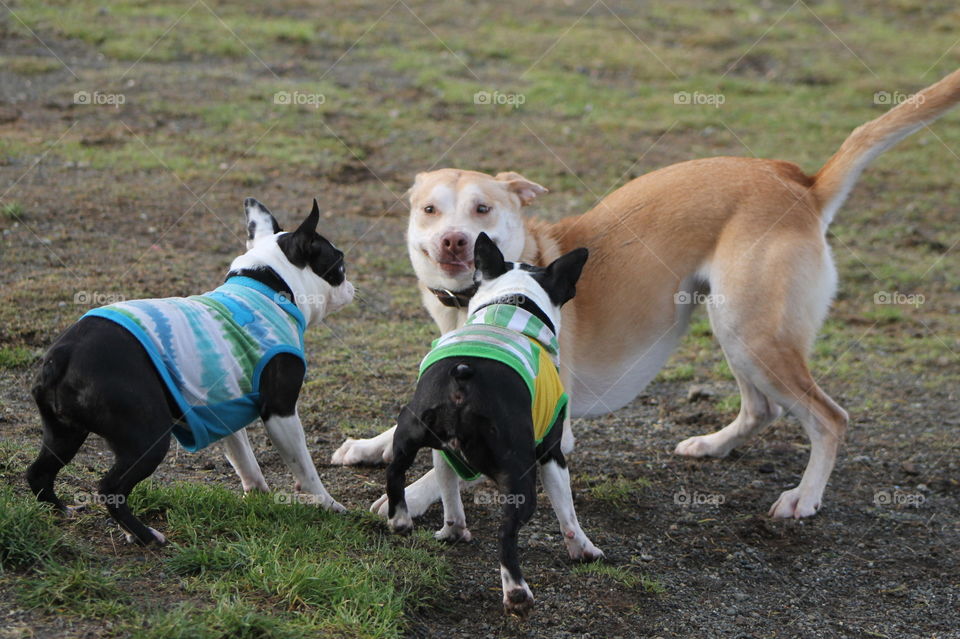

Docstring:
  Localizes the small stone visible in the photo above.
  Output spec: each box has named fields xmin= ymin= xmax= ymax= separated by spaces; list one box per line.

xmin=758 ymin=463 xmax=775 ymax=474
xmin=0 ymin=106 xmax=21 ymax=124
xmin=901 ymin=461 xmax=919 ymax=475
xmin=687 ymin=385 xmax=716 ymax=402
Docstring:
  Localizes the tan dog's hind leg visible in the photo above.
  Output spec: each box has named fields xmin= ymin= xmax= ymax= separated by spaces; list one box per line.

xmin=676 ymin=233 xmax=847 ymax=518
xmin=766 ymin=373 xmax=847 ymax=518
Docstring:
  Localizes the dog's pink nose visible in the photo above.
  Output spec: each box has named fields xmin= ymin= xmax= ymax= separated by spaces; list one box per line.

xmin=441 ymin=232 xmax=469 ymax=252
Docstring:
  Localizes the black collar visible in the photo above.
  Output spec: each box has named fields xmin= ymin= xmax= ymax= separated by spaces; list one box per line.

xmin=428 ymin=282 xmax=479 ymax=308
xmin=472 ymin=297 xmax=556 ymax=334
xmin=225 ymin=267 xmax=295 ymax=301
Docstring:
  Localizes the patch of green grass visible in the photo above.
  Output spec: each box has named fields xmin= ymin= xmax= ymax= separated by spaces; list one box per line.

xmin=571 ymin=563 xmax=664 ymax=594
xmin=0 ymin=485 xmax=70 ymax=571
xmin=1 ymin=201 xmax=25 ymax=220
xmin=863 ymin=305 xmax=905 ymax=324
xmin=165 ymin=543 xmax=251 ymax=578
xmin=711 ymin=359 xmax=734 ymax=381
xmin=0 ymin=346 xmax=37 ymax=368
xmin=0 ymin=56 xmax=62 ymax=75
xmin=16 ymin=559 xmax=130 ymax=618
xmin=716 ymin=394 xmax=741 ymax=414
xmin=657 ymin=363 xmax=696 ymax=383
xmin=0 ymin=440 xmax=33 ymax=482
xmin=10 ymin=2 xmax=320 ymax=62
xmin=132 ymin=596 xmax=301 ymax=639
xmin=0 ymin=481 xmax=446 ymax=637
xmin=130 ymin=482 xmax=447 ymax=638
xmin=584 ymin=475 xmax=651 ymax=508
xmin=689 ymin=318 xmax=714 ymax=339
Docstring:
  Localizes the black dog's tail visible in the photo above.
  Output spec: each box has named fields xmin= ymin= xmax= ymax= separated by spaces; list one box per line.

xmin=451 ymin=363 xmax=473 ymax=381
xmin=31 ymin=343 xmax=70 ymax=410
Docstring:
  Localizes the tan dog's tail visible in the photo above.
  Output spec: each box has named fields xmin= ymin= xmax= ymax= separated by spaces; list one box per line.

xmin=813 ymin=68 xmax=960 ymax=229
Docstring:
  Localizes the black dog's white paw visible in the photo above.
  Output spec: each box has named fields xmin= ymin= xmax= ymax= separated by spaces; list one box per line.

xmin=388 ymin=511 xmax=414 ymax=535
xmin=503 ymin=587 xmax=534 ymax=618
xmin=434 ymin=523 xmax=472 ymax=543
xmin=124 ymin=527 xmax=167 ymax=546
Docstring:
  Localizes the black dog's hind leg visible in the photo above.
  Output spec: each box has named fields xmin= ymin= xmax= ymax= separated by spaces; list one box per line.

xmin=26 ymin=404 xmax=88 ymax=512
xmin=386 ymin=405 xmax=432 ymax=534
xmin=99 ymin=428 xmax=171 ymax=545
xmin=498 ymin=466 xmax=537 ymax=617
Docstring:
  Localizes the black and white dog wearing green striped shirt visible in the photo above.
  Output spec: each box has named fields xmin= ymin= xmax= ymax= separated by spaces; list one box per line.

xmin=386 ymin=233 xmax=601 ymax=617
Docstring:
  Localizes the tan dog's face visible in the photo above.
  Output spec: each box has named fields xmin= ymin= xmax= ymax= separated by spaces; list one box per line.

xmin=406 ymin=169 xmax=547 ymax=289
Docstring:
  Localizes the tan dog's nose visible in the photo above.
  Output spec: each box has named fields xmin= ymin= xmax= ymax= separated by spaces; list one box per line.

xmin=441 ymin=232 xmax=468 ymax=250
xmin=440 ymin=232 xmax=470 ymax=259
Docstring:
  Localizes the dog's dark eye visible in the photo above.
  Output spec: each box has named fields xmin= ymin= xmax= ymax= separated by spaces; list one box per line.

xmin=424 ymin=205 xmax=436 ymax=214
xmin=476 ymin=204 xmax=490 ymax=214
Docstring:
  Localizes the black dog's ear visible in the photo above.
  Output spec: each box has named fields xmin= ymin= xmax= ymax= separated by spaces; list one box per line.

xmin=474 ymin=232 xmax=507 ymax=280
xmin=540 ymin=247 xmax=589 ymax=307
xmin=244 ymin=197 xmax=281 ymax=248
xmin=277 ymin=199 xmax=324 ymax=269
xmin=294 ymin=199 xmax=321 ymax=236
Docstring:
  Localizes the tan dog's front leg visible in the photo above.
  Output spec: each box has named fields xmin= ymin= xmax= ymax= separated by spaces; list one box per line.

xmin=331 ymin=425 xmax=396 ymax=465
xmin=432 ymin=450 xmax=471 ymax=542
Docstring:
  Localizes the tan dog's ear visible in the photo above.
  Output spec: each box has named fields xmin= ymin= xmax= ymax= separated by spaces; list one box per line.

xmin=495 ymin=171 xmax=548 ymax=206
xmin=405 ymin=172 xmax=426 ymax=202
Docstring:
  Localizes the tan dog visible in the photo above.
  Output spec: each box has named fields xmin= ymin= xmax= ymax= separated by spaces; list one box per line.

xmin=335 ymin=68 xmax=960 ymax=519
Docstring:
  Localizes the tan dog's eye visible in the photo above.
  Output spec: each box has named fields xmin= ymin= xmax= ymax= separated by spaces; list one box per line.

xmin=476 ymin=204 xmax=490 ymax=214
xmin=424 ymin=205 xmax=435 ymax=214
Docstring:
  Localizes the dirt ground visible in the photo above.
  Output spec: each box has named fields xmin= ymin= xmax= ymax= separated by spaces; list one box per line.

xmin=1 ymin=1 xmax=958 ymax=638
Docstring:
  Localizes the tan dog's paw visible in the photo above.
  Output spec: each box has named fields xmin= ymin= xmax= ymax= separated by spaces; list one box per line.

xmin=769 ymin=487 xmax=821 ymax=519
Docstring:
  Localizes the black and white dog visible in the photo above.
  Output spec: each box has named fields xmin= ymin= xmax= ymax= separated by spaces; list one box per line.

xmin=386 ymin=233 xmax=603 ymax=616
xmin=28 ymin=198 xmax=353 ymax=545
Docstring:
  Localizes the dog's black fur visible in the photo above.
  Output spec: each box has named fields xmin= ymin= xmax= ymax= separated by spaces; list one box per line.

xmin=387 ymin=233 xmax=588 ymax=608
xmin=27 ymin=200 xmax=343 ymax=545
